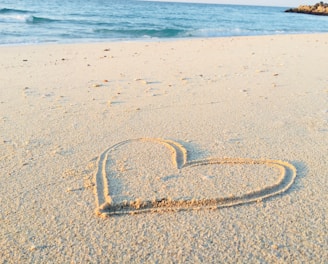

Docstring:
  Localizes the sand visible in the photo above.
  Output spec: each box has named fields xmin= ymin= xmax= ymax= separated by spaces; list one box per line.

xmin=1 ymin=34 xmax=327 ymax=262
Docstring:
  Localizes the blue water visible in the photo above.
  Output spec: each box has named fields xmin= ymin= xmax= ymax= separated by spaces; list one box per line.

xmin=1 ymin=0 xmax=328 ymax=45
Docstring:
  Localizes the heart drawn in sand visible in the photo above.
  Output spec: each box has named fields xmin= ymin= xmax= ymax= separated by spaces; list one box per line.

xmin=94 ymin=138 xmax=297 ymax=217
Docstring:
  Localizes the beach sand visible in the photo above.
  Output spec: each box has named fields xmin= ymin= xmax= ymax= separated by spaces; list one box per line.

xmin=1 ymin=34 xmax=327 ymax=262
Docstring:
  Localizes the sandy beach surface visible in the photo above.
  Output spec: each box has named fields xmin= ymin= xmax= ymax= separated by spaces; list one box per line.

xmin=1 ymin=34 xmax=327 ymax=263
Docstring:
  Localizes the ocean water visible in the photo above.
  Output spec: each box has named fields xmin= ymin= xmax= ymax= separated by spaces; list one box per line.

xmin=1 ymin=0 xmax=328 ymax=45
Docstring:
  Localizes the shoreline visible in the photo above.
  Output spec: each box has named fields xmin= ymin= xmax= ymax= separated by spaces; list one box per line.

xmin=1 ymin=33 xmax=327 ymax=262
xmin=1 ymin=31 xmax=328 ymax=47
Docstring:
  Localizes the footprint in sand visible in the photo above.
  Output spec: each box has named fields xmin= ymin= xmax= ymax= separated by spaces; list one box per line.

xmin=94 ymin=138 xmax=297 ymax=217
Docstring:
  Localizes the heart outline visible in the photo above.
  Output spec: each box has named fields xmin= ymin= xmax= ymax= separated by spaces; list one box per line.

xmin=94 ymin=138 xmax=297 ymax=217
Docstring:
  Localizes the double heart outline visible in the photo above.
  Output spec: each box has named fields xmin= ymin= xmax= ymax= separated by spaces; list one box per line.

xmin=94 ymin=138 xmax=297 ymax=217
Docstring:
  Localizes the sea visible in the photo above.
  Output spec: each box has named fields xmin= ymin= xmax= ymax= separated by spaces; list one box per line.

xmin=1 ymin=0 xmax=328 ymax=45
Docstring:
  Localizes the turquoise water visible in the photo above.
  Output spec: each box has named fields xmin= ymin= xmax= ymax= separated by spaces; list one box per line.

xmin=1 ymin=0 xmax=328 ymax=45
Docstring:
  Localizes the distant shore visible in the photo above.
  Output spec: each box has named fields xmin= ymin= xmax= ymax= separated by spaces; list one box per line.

xmin=285 ymin=2 xmax=328 ymax=15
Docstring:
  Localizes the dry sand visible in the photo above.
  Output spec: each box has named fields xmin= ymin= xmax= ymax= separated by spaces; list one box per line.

xmin=1 ymin=34 xmax=327 ymax=263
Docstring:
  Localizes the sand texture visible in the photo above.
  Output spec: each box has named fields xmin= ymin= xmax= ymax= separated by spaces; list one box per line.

xmin=1 ymin=34 xmax=328 ymax=262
